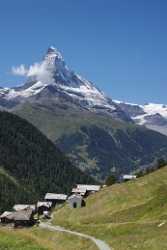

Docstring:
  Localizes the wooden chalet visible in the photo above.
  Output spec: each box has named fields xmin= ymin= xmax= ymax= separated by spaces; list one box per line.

xmin=12 ymin=208 xmax=35 ymax=227
xmin=0 ymin=209 xmax=34 ymax=227
xmin=37 ymin=201 xmax=52 ymax=215
xmin=44 ymin=193 xmax=67 ymax=206
xmin=72 ymin=184 xmax=101 ymax=197
xmin=72 ymin=187 xmax=87 ymax=197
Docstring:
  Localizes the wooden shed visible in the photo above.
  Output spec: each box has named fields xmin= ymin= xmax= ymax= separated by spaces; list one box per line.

xmin=0 ymin=209 xmax=34 ymax=227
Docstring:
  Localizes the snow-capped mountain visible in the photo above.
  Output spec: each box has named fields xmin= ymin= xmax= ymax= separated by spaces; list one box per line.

xmin=0 ymin=46 xmax=130 ymax=121
xmin=4 ymin=46 xmax=111 ymax=106
xmin=0 ymin=46 xmax=166 ymax=135
xmin=114 ymin=100 xmax=167 ymax=135
xmin=1 ymin=46 xmax=166 ymax=180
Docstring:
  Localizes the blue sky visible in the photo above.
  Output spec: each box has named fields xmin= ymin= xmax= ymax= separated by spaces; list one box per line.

xmin=0 ymin=0 xmax=166 ymax=104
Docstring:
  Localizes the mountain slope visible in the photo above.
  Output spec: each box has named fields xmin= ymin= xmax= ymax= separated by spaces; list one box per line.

xmin=0 ymin=111 xmax=94 ymax=212
xmin=0 ymin=47 xmax=166 ymax=180
xmin=53 ymin=166 xmax=167 ymax=250
xmin=0 ymin=227 xmax=96 ymax=250
xmin=0 ymin=229 xmax=48 ymax=250
xmin=14 ymin=101 xmax=167 ymax=181
xmin=0 ymin=167 xmax=30 ymax=212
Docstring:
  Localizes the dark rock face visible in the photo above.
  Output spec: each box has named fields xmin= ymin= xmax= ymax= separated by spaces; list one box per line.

xmin=143 ymin=113 xmax=167 ymax=126
xmin=117 ymin=102 xmax=145 ymax=117
xmin=114 ymin=102 xmax=167 ymax=135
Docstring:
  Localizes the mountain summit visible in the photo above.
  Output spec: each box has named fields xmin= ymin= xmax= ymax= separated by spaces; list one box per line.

xmin=46 ymin=46 xmax=62 ymax=57
xmin=42 ymin=46 xmax=118 ymax=113
xmin=0 ymin=47 xmax=129 ymax=121
xmin=44 ymin=46 xmax=64 ymax=67
xmin=0 ymin=46 xmax=167 ymax=180
xmin=0 ymin=46 xmax=166 ymax=132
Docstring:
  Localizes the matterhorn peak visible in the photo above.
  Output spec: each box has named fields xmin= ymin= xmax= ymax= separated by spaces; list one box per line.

xmin=1 ymin=45 xmax=118 ymax=116
xmin=45 ymin=46 xmax=63 ymax=61
xmin=47 ymin=46 xmax=57 ymax=53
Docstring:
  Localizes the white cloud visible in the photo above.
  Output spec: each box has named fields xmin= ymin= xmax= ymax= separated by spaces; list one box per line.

xmin=12 ymin=64 xmax=28 ymax=76
xmin=11 ymin=61 xmax=55 ymax=84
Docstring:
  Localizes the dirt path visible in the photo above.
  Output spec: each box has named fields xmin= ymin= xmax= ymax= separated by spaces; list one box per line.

xmin=40 ymin=222 xmax=111 ymax=250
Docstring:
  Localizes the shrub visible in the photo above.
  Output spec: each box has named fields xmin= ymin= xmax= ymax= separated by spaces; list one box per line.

xmin=105 ymin=175 xmax=117 ymax=186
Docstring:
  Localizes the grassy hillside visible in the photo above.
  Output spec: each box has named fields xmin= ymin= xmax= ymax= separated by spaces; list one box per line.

xmin=15 ymin=102 xmax=167 ymax=180
xmin=0 ymin=228 xmax=96 ymax=250
xmin=53 ymin=166 xmax=167 ymax=249
xmin=0 ymin=228 xmax=47 ymax=250
xmin=0 ymin=111 xmax=94 ymax=212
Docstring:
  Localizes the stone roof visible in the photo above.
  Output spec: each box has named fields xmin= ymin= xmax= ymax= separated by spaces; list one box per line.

xmin=44 ymin=193 xmax=67 ymax=201
xmin=0 ymin=211 xmax=13 ymax=218
xmin=12 ymin=209 xmax=33 ymax=221
xmin=13 ymin=204 xmax=35 ymax=211
xmin=37 ymin=201 xmax=52 ymax=208
xmin=72 ymin=187 xmax=87 ymax=195
xmin=76 ymin=184 xmax=101 ymax=192
xmin=122 ymin=175 xmax=137 ymax=180
xmin=0 ymin=209 xmax=33 ymax=221
xmin=68 ymin=194 xmax=83 ymax=201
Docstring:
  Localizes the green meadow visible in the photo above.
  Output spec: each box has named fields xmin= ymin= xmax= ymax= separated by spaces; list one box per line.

xmin=53 ymin=166 xmax=167 ymax=249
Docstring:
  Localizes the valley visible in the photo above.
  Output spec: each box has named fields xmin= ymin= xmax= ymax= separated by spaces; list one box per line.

xmin=0 ymin=46 xmax=164 ymax=180
xmin=0 ymin=47 xmax=166 ymax=250
xmin=0 ymin=1 xmax=167 ymax=249
xmin=1 ymin=165 xmax=167 ymax=249
xmin=0 ymin=111 xmax=94 ymax=212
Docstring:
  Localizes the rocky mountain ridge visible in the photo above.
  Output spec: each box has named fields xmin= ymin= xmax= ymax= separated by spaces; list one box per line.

xmin=0 ymin=46 xmax=166 ymax=180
